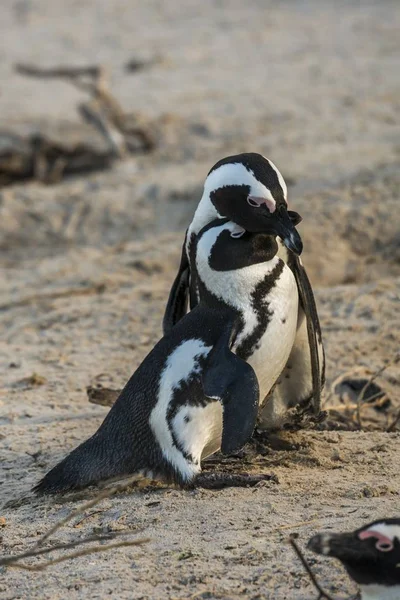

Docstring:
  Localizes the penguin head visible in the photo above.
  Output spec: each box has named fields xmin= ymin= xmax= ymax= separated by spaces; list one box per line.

xmin=195 ymin=152 xmax=303 ymax=255
xmin=308 ymin=518 xmax=400 ymax=594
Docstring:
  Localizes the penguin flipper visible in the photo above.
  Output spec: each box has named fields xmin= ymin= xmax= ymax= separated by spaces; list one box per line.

xmin=202 ymin=323 xmax=260 ymax=455
xmin=162 ymin=234 xmax=190 ymax=334
xmin=291 ymin=254 xmax=325 ymax=415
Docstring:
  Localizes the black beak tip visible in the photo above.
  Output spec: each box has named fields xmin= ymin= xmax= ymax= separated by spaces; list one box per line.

xmin=307 ymin=535 xmax=322 ymax=553
xmin=284 ymin=234 xmax=303 ymax=256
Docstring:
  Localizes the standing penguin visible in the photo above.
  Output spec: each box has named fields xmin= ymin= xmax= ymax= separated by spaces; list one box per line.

xmin=163 ymin=152 xmax=325 ymax=428
xmin=34 ymin=214 xmax=303 ymax=494
xmin=308 ymin=518 xmax=400 ymax=600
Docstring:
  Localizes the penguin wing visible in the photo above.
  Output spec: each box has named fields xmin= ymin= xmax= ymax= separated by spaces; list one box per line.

xmin=290 ymin=254 xmax=325 ymax=414
xmin=163 ymin=235 xmax=190 ymax=334
xmin=202 ymin=322 xmax=260 ymax=454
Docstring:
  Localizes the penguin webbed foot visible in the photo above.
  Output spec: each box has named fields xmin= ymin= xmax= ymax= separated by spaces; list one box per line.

xmin=193 ymin=472 xmax=278 ymax=490
xmin=281 ymin=396 xmax=327 ymax=431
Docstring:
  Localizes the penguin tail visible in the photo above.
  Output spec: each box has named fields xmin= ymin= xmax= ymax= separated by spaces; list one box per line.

xmin=33 ymin=432 xmax=132 ymax=495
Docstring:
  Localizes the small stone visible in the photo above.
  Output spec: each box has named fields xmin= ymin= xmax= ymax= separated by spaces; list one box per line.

xmin=177 ymin=550 xmax=194 ymax=561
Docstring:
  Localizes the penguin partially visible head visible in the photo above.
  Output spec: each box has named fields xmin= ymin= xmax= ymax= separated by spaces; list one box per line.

xmin=308 ymin=518 xmax=400 ymax=599
xmin=192 ymin=152 xmax=303 ymax=255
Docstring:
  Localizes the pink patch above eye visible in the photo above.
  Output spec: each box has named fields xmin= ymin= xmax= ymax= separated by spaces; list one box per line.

xmin=264 ymin=198 xmax=276 ymax=214
xmin=247 ymin=196 xmax=276 ymax=213
xmin=359 ymin=530 xmax=394 ymax=552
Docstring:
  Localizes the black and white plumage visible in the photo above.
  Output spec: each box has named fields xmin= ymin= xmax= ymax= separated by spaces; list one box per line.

xmin=164 ymin=152 xmax=325 ymax=428
xmin=34 ymin=217 xmax=298 ymax=494
xmin=308 ymin=518 xmax=400 ymax=600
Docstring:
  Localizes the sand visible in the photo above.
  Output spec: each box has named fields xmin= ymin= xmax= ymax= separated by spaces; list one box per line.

xmin=0 ymin=1 xmax=399 ymax=598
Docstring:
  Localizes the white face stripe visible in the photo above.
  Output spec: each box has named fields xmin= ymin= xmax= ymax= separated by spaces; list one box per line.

xmin=318 ymin=533 xmax=333 ymax=555
xmin=189 ymin=157 xmax=287 ymax=244
xmin=364 ymin=523 xmax=400 ymax=542
xmin=149 ymin=339 xmax=212 ymax=479
xmin=204 ymin=162 xmax=276 ymax=207
xmin=265 ymin=156 xmax=288 ymax=200
xmin=189 ymin=162 xmax=274 ymax=239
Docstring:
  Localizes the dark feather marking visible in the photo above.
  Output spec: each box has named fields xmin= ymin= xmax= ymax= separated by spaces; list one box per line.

xmin=236 ymin=260 xmax=285 ymax=361
xmin=166 ymin=353 xmax=213 ymax=463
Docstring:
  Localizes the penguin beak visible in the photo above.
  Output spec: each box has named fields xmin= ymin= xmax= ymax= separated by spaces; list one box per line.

xmin=307 ymin=531 xmax=376 ymax=562
xmin=272 ymin=206 xmax=303 ymax=255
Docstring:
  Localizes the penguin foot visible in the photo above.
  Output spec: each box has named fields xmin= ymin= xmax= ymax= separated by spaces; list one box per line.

xmin=281 ymin=398 xmax=327 ymax=430
xmin=193 ymin=472 xmax=278 ymax=490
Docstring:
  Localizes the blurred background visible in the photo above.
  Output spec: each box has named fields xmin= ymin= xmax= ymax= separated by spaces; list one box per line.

xmin=1 ymin=0 xmax=399 ymax=283
xmin=0 ymin=1 xmax=399 ymax=597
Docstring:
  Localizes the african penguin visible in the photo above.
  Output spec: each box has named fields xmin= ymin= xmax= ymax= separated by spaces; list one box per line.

xmin=308 ymin=518 xmax=400 ymax=600
xmin=163 ymin=152 xmax=325 ymax=429
xmin=34 ymin=216 xmax=301 ymax=494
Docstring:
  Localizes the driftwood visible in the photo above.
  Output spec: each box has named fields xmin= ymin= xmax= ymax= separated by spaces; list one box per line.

xmin=0 ymin=62 xmax=156 ymax=187
xmin=124 ymin=56 xmax=161 ymax=73
xmin=315 ymin=355 xmax=400 ymax=433
xmin=355 ymin=357 xmax=399 ymax=429
xmin=87 ymin=385 xmax=120 ymax=407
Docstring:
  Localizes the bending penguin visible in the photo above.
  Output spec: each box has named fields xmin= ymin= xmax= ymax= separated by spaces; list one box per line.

xmin=308 ymin=518 xmax=400 ymax=600
xmin=34 ymin=210 xmax=303 ymax=494
xmin=163 ymin=152 xmax=325 ymax=428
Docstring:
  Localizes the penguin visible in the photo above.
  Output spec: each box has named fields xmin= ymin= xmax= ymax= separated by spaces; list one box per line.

xmin=34 ymin=214 xmax=303 ymax=494
xmin=308 ymin=518 xmax=400 ymax=600
xmin=163 ymin=152 xmax=325 ymax=429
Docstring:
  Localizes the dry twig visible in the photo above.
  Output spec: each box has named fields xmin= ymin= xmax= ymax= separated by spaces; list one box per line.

xmin=274 ymin=519 xmax=320 ymax=532
xmin=1 ymin=475 xmax=146 ymax=570
xmin=35 ymin=474 xmax=142 ymax=548
xmin=289 ymin=534 xmax=337 ymax=600
xmin=15 ymin=64 xmax=101 ymax=83
xmin=0 ymin=532 xmax=149 ymax=571
xmin=387 ymin=408 xmax=400 ymax=432
xmin=356 ymin=355 xmax=399 ymax=430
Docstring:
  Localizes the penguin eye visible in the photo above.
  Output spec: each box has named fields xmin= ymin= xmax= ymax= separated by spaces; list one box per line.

xmin=376 ymin=541 xmax=394 ymax=552
xmin=359 ymin=530 xmax=395 ymax=552
xmin=247 ymin=197 xmax=261 ymax=208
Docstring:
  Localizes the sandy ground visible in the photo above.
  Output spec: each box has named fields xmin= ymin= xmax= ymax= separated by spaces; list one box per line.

xmin=1 ymin=1 xmax=400 ymax=598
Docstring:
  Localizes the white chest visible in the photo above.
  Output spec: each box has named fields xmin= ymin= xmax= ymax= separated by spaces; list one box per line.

xmin=195 ymin=225 xmax=299 ymax=404
xmin=242 ymin=263 xmax=299 ymax=401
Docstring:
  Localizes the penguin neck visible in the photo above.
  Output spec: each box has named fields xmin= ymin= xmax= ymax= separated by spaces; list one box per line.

xmin=360 ymin=584 xmax=400 ymax=600
xmin=188 ymin=193 xmax=219 ymax=241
